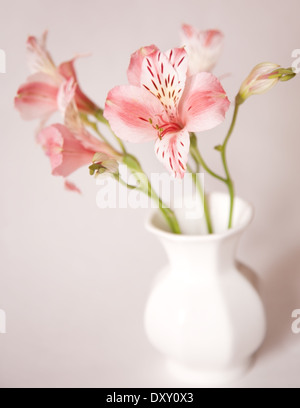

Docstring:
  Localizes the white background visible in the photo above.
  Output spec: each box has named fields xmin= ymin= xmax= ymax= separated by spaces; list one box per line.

xmin=0 ymin=0 xmax=300 ymax=388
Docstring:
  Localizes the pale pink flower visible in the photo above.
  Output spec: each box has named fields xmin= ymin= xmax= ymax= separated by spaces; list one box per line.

xmin=104 ymin=47 xmax=230 ymax=178
xmin=238 ymin=62 xmax=281 ymax=101
xmin=15 ymin=31 xmax=99 ymax=121
xmin=181 ymin=24 xmax=224 ymax=76
xmin=38 ymin=104 xmax=120 ymax=178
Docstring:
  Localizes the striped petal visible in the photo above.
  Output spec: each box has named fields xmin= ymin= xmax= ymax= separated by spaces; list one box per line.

xmin=104 ymin=85 xmax=164 ymax=143
xmin=155 ymin=129 xmax=190 ymax=179
xmin=127 ymin=45 xmax=159 ymax=86
xmin=140 ymin=48 xmax=188 ymax=119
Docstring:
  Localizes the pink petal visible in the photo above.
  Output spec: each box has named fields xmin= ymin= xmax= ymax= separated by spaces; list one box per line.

xmin=139 ymin=49 xmax=188 ymax=118
xmin=64 ymin=102 xmax=116 ymax=156
xmin=57 ymin=78 xmax=77 ymax=114
xmin=179 ymin=72 xmax=230 ymax=132
xmin=64 ymin=180 xmax=82 ymax=194
xmin=26 ymin=72 xmax=58 ymax=87
xmin=38 ymin=124 xmax=95 ymax=177
xmin=155 ymin=129 xmax=190 ymax=179
xmin=26 ymin=32 xmax=58 ymax=79
xmin=58 ymin=59 xmax=78 ymax=81
xmin=58 ymin=59 xmax=99 ymax=114
xmin=181 ymin=25 xmax=224 ymax=75
xmin=104 ymin=85 xmax=164 ymax=143
xmin=15 ymin=80 xmax=58 ymax=120
xmin=127 ymin=45 xmax=159 ymax=86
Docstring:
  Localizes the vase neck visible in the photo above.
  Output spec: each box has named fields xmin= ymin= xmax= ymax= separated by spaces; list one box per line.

xmin=158 ymin=234 xmax=241 ymax=280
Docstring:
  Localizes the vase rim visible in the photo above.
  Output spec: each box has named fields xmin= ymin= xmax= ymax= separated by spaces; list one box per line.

xmin=146 ymin=192 xmax=254 ymax=242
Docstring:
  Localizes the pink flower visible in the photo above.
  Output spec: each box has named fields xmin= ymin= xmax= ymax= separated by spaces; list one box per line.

xmin=15 ymin=31 xmax=99 ymax=121
xmin=181 ymin=24 xmax=224 ymax=76
xmin=104 ymin=47 xmax=230 ymax=178
xmin=38 ymin=104 xmax=120 ymax=178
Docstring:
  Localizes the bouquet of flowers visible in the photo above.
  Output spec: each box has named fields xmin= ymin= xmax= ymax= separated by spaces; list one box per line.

xmin=15 ymin=25 xmax=296 ymax=234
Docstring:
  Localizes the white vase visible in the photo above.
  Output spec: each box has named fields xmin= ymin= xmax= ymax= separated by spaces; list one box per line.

xmin=145 ymin=192 xmax=266 ymax=385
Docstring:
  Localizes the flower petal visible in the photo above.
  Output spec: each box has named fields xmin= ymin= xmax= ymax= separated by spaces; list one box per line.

xmin=155 ymin=129 xmax=190 ymax=179
xmin=179 ymin=72 xmax=230 ymax=132
xmin=65 ymin=180 xmax=82 ymax=194
xmin=127 ymin=45 xmax=159 ymax=86
xmin=181 ymin=24 xmax=224 ymax=75
xmin=140 ymin=49 xmax=188 ymax=118
xmin=104 ymin=85 xmax=164 ymax=143
xmin=57 ymin=78 xmax=77 ymax=114
xmin=64 ymin=102 xmax=116 ymax=156
xmin=27 ymin=31 xmax=59 ymax=80
xmin=15 ymin=80 xmax=58 ymax=120
xmin=38 ymin=124 xmax=95 ymax=177
xmin=58 ymin=58 xmax=99 ymax=114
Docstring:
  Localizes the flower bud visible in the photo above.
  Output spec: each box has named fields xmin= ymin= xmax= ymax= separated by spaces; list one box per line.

xmin=238 ymin=63 xmax=281 ymax=102
xmin=238 ymin=63 xmax=296 ymax=103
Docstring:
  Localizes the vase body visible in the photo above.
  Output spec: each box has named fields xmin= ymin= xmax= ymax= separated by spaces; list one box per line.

xmin=145 ymin=193 xmax=266 ymax=385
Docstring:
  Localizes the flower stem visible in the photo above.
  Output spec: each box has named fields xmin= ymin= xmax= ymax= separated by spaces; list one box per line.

xmin=187 ymin=164 xmax=213 ymax=234
xmin=190 ymin=134 xmax=227 ymax=183
xmin=82 ymin=116 xmax=112 ymax=146
xmin=123 ymin=154 xmax=181 ymax=234
xmin=220 ymin=99 xmax=240 ymax=229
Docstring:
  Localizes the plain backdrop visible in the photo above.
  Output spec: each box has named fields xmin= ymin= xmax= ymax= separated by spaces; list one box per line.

xmin=0 ymin=0 xmax=300 ymax=388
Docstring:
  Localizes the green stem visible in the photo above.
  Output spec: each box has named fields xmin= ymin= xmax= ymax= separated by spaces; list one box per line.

xmin=147 ymin=182 xmax=182 ymax=235
xmin=113 ymin=173 xmax=137 ymax=190
xmin=190 ymin=134 xmax=227 ymax=183
xmin=123 ymin=154 xmax=181 ymax=234
xmin=187 ymin=164 xmax=213 ymax=234
xmin=221 ymin=100 xmax=240 ymax=229
xmin=83 ymin=118 xmax=112 ymax=146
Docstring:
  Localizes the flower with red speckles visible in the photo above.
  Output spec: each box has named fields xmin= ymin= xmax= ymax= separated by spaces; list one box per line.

xmin=181 ymin=24 xmax=224 ymax=76
xmin=104 ymin=46 xmax=230 ymax=178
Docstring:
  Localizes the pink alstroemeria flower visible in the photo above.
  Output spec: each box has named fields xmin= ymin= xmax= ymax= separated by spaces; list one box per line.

xmin=181 ymin=24 xmax=224 ymax=76
xmin=104 ymin=47 xmax=230 ymax=178
xmin=15 ymin=31 xmax=99 ymax=121
xmin=38 ymin=104 xmax=119 ymax=178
